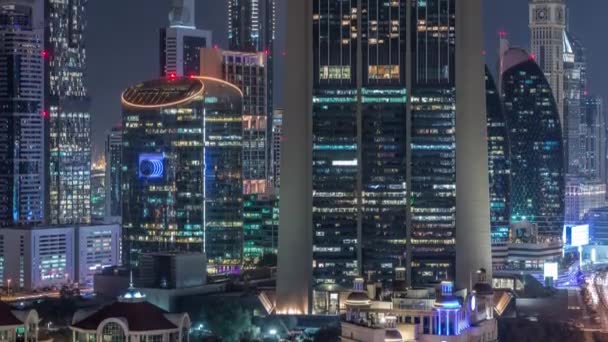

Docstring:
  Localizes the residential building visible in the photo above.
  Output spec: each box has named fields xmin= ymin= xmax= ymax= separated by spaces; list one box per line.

xmin=0 ymin=1 xmax=45 ymax=227
xmin=121 ymin=77 xmax=243 ymax=272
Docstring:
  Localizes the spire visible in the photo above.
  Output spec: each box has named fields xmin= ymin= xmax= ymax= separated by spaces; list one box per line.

xmin=169 ymin=0 xmax=195 ymax=28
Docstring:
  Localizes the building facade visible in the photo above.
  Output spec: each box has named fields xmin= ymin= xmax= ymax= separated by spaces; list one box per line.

xmin=160 ymin=0 xmax=212 ymax=77
xmin=71 ymin=287 xmax=190 ymax=342
xmin=277 ymin=0 xmax=492 ymax=313
xmin=581 ymin=96 xmax=606 ymax=180
xmin=91 ymin=162 xmax=106 ymax=223
xmin=565 ymin=177 xmax=606 ymax=224
xmin=563 ymin=32 xmax=586 ymax=174
xmin=47 ymin=0 xmax=91 ymax=225
xmin=200 ymin=48 xmax=269 ymax=194
xmin=529 ymin=0 xmax=566 ymax=123
xmin=500 ymin=47 xmax=565 ymax=236
xmin=0 ymin=1 xmax=46 ymax=227
xmin=105 ymin=125 xmax=122 ymax=218
xmin=0 ymin=224 xmax=120 ymax=290
xmin=486 ymin=67 xmax=511 ymax=245
xmin=270 ymin=109 xmax=282 ymax=191
xmin=121 ymin=77 xmax=243 ymax=271
xmin=243 ymin=193 xmax=278 ymax=261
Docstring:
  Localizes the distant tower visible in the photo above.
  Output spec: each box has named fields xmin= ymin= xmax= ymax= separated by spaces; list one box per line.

xmin=47 ymin=0 xmax=91 ymax=225
xmin=169 ymin=0 xmax=195 ymax=28
xmin=160 ymin=0 xmax=212 ymax=77
xmin=105 ymin=125 xmax=122 ymax=218
xmin=529 ymin=0 xmax=566 ymax=124
xmin=0 ymin=0 xmax=46 ymax=227
xmin=500 ymin=47 xmax=565 ymax=236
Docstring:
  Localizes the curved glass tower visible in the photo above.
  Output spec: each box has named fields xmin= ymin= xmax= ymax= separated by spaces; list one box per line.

xmin=121 ymin=77 xmax=243 ymax=271
xmin=500 ymin=48 xmax=565 ymax=236
xmin=485 ymin=67 xmax=510 ymax=244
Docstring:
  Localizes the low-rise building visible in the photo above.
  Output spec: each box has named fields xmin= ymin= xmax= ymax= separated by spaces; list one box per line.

xmin=338 ymin=271 xmax=498 ymax=342
xmin=71 ymin=286 xmax=190 ymax=342
xmin=0 ymin=224 xmax=121 ymax=290
xmin=0 ymin=301 xmax=38 ymax=341
xmin=491 ymin=221 xmax=562 ymax=270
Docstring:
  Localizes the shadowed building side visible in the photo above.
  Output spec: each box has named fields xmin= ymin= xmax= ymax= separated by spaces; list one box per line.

xmin=275 ymin=0 xmax=312 ymax=314
xmin=455 ymin=0 xmax=493 ymax=290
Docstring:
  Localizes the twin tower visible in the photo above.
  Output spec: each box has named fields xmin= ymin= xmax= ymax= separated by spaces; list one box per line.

xmin=277 ymin=0 xmax=492 ymax=314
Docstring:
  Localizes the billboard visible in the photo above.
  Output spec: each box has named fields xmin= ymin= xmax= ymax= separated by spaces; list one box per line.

xmin=139 ymin=153 xmax=165 ymax=179
xmin=544 ymin=262 xmax=558 ymax=281
xmin=563 ymin=224 xmax=590 ymax=247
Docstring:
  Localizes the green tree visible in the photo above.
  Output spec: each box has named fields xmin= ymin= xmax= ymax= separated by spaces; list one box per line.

xmin=200 ymin=301 xmax=256 ymax=342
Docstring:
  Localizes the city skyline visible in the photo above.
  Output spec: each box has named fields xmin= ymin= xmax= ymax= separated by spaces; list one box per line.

xmin=86 ymin=0 xmax=608 ymax=157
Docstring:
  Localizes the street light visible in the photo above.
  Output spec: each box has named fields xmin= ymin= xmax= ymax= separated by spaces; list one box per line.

xmin=7 ymin=279 xmax=11 ymax=298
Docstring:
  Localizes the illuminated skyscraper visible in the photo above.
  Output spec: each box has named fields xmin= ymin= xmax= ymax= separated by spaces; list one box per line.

xmin=581 ymin=96 xmax=605 ymax=180
xmin=277 ymin=0 xmax=492 ymax=314
xmin=121 ymin=77 xmax=243 ymax=270
xmin=105 ymin=125 xmax=122 ymax=218
xmin=0 ymin=1 xmax=45 ymax=227
xmin=90 ymin=162 xmax=106 ymax=223
xmin=160 ymin=0 xmax=212 ymax=77
xmin=529 ymin=0 xmax=566 ymax=123
xmin=47 ymin=0 xmax=91 ymax=225
xmin=500 ymin=47 xmax=565 ymax=235
xmin=563 ymin=32 xmax=586 ymax=174
xmin=200 ymin=48 xmax=269 ymax=194
xmin=228 ymin=0 xmax=275 ymax=153
xmin=485 ymin=67 xmax=510 ymax=245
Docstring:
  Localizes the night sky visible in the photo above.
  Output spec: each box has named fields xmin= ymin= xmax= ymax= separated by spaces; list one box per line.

xmin=86 ymin=0 xmax=606 ymax=158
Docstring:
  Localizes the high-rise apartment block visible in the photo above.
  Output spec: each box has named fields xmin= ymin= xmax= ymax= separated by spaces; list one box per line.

xmin=0 ymin=1 xmax=46 ymax=227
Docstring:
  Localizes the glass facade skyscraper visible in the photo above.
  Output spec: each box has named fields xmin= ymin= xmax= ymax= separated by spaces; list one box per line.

xmin=121 ymin=77 xmax=243 ymax=270
xmin=310 ymin=0 xmax=462 ymax=288
xmin=0 ymin=1 xmax=45 ymax=227
xmin=485 ymin=67 xmax=510 ymax=244
xmin=500 ymin=48 xmax=565 ymax=236
xmin=410 ymin=0 xmax=457 ymax=285
xmin=105 ymin=125 xmax=122 ymax=218
xmin=47 ymin=0 xmax=91 ymax=225
xmin=311 ymin=0 xmax=408 ymax=287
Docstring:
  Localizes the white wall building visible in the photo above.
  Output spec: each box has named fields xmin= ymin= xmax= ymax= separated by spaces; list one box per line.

xmin=0 ymin=224 xmax=120 ymax=290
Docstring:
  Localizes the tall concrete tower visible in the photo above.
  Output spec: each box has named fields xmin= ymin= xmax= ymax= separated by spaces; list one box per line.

xmin=455 ymin=0 xmax=493 ymax=290
xmin=169 ymin=0 xmax=195 ymax=28
xmin=275 ymin=0 xmax=312 ymax=314
xmin=529 ymin=0 xmax=566 ymax=123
